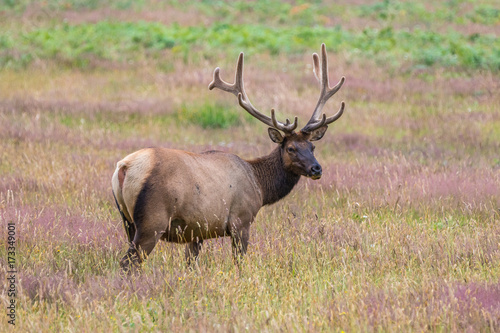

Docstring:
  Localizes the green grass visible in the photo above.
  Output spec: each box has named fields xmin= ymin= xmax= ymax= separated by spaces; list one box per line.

xmin=1 ymin=21 xmax=498 ymax=71
xmin=0 ymin=0 xmax=144 ymax=11
xmin=175 ymin=102 xmax=247 ymax=129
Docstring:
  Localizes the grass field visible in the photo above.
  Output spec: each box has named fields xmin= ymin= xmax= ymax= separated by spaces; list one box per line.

xmin=1 ymin=0 xmax=499 ymax=331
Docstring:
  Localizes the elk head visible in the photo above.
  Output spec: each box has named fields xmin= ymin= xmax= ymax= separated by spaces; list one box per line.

xmin=209 ymin=43 xmax=345 ymax=180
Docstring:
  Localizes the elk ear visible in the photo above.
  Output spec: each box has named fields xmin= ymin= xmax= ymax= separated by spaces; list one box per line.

xmin=308 ymin=125 xmax=328 ymax=141
xmin=268 ymin=128 xmax=284 ymax=144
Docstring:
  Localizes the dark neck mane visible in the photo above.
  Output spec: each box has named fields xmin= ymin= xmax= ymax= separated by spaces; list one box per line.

xmin=247 ymin=147 xmax=301 ymax=206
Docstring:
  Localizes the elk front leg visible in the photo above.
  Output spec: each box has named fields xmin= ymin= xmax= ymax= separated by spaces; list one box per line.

xmin=185 ymin=239 xmax=203 ymax=266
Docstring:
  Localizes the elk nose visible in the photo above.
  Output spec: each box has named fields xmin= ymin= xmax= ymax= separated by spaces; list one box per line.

xmin=310 ymin=164 xmax=322 ymax=179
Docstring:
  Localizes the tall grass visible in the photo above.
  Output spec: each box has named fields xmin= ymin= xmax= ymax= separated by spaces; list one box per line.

xmin=1 ymin=0 xmax=499 ymax=331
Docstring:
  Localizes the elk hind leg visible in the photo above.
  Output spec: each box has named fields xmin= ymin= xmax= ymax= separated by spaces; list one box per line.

xmin=230 ymin=227 xmax=249 ymax=263
xmin=120 ymin=243 xmax=141 ymax=274
xmin=121 ymin=227 xmax=165 ymax=273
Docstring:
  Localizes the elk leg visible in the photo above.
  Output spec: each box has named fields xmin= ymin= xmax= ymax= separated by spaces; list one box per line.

xmin=120 ymin=242 xmax=141 ymax=274
xmin=185 ymin=239 xmax=203 ymax=266
xmin=230 ymin=227 xmax=249 ymax=262
xmin=120 ymin=226 xmax=164 ymax=273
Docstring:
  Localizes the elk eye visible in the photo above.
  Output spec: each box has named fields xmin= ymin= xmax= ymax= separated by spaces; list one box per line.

xmin=286 ymin=147 xmax=295 ymax=153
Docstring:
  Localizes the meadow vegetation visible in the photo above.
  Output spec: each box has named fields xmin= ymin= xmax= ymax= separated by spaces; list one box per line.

xmin=0 ymin=0 xmax=499 ymax=331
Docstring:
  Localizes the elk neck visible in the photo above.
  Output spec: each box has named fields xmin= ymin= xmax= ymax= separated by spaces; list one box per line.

xmin=247 ymin=146 xmax=301 ymax=206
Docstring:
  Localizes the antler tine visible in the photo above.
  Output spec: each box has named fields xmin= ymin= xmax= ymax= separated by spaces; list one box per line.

xmin=210 ymin=52 xmax=298 ymax=134
xmin=312 ymin=52 xmax=321 ymax=82
xmin=301 ymin=43 xmax=346 ymax=134
xmin=208 ymin=53 xmax=245 ymax=97
xmin=271 ymin=109 xmax=298 ymax=132
xmin=325 ymin=101 xmax=345 ymax=124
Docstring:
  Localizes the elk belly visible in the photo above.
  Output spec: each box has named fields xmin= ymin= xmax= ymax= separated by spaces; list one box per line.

xmin=163 ymin=182 xmax=232 ymax=243
xmin=161 ymin=216 xmax=228 ymax=243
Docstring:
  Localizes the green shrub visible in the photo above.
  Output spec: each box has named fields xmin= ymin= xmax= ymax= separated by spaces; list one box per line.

xmin=468 ymin=6 xmax=500 ymax=25
xmin=176 ymin=102 xmax=244 ymax=129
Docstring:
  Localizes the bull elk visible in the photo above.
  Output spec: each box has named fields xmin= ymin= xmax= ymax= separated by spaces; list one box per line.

xmin=112 ymin=44 xmax=346 ymax=272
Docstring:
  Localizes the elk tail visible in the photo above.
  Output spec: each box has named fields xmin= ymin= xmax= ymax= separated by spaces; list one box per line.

xmin=112 ymin=190 xmax=136 ymax=243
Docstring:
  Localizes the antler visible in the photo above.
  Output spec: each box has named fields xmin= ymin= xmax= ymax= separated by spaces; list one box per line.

xmin=301 ymin=43 xmax=345 ymax=134
xmin=209 ymin=53 xmax=298 ymax=133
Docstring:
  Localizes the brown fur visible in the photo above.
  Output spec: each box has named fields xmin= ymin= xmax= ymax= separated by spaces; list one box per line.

xmin=248 ymin=146 xmax=301 ymax=206
xmin=112 ymin=133 xmax=322 ymax=272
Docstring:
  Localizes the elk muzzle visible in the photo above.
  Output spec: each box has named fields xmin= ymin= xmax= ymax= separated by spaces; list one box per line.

xmin=308 ymin=163 xmax=322 ymax=180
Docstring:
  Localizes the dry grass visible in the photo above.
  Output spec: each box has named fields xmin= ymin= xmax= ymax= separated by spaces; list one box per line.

xmin=1 ymin=1 xmax=500 ymax=331
xmin=1 ymin=55 xmax=499 ymax=331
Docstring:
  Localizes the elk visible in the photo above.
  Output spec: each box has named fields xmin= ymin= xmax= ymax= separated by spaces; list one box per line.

xmin=112 ymin=44 xmax=345 ymax=272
